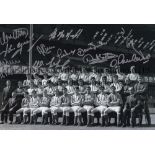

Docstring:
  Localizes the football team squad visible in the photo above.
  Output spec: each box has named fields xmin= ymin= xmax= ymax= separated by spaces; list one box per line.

xmin=0 ymin=65 xmax=151 ymax=127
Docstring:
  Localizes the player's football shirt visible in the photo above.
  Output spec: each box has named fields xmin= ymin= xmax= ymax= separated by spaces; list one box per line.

xmin=79 ymin=86 xmax=86 ymax=94
xmin=40 ymin=96 xmax=50 ymax=107
xmin=61 ymin=95 xmax=70 ymax=106
xmin=36 ymin=87 xmax=43 ymax=95
xmin=101 ymin=83 xmax=111 ymax=93
xmin=45 ymin=86 xmax=55 ymax=96
xmin=83 ymin=93 xmax=94 ymax=106
xmin=100 ymin=74 xmax=112 ymax=83
xmin=27 ymin=88 xmax=35 ymax=96
xmin=89 ymin=73 xmax=100 ymax=82
xmin=60 ymin=73 xmax=69 ymax=81
xmin=23 ymin=79 xmax=31 ymax=87
xmin=110 ymin=82 xmax=123 ymax=92
xmin=71 ymin=94 xmax=82 ymax=106
xmin=42 ymin=79 xmax=48 ymax=87
xmin=126 ymin=73 xmax=140 ymax=82
xmin=66 ymin=85 xmax=75 ymax=94
xmin=90 ymin=84 xmax=99 ymax=93
xmin=29 ymin=97 xmax=40 ymax=108
xmin=116 ymin=73 xmax=125 ymax=81
xmin=34 ymin=79 xmax=41 ymax=86
xmin=21 ymin=98 xmax=29 ymax=108
xmin=97 ymin=93 xmax=108 ymax=106
xmin=57 ymin=85 xmax=63 ymax=92
xmin=50 ymin=96 xmax=61 ymax=106
xmin=79 ymin=73 xmax=89 ymax=82
xmin=70 ymin=73 xmax=78 ymax=81
xmin=123 ymin=85 xmax=132 ymax=94
xmin=108 ymin=93 xmax=122 ymax=106
xmin=50 ymin=76 xmax=58 ymax=84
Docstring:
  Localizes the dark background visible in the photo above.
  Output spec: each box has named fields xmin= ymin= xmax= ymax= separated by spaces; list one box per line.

xmin=0 ymin=24 xmax=155 ymax=107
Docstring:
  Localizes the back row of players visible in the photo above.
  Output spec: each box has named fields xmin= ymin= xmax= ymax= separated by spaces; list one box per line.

xmin=0 ymin=65 xmax=150 ymax=127
xmin=24 ymin=65 xmax=140 ymax=86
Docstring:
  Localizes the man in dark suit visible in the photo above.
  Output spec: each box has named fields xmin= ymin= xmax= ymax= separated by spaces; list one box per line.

xmin=1 ymin=80 xmax=13 ymax=107
xmin=122 ymin=87 xmax=143 ymax=127
xmin=0 ymin=91 xmax=21 ymax=124
xmin=134 ymin=77 xmax=151 ymax=126
xmin=0 ymin=80 xmax=14 ymax=123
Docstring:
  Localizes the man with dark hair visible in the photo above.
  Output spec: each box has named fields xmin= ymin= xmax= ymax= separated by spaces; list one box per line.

xmin=110 ymin=75 xmax=123 ymax=93
xmin=90 ymin=77 xmax=99 ymax=96
xmin=60 ymin=87 xmax=71 ymax=125
xmin=78 ymin=79 xmax=86 ymax=95
xmin=100 ymin=76 xmax=110 ymax=94
xmin=115 ymin=66 xmax=125 ymax=82
xmin=122 ymin=87 xmax=135 ymax=127
xmin=29 ymin=90 xmax=41 ymax=124
xmin=56 ymin=80 xmax=63 ymax=95
xmin=0 ymin=92 xmax=20 ymax=124
xmin=33 ymin=90 xmax=50 ymax=125
xmin=70 ymin=86 xmax=83 ymax=126
xmin=33 ymin=74 xmax=42 ymax=86
xmin=79 ymin=86 xmax=95 ymax=126
xmin=89 ymin=67 xmax=100 ymax=83
xmin=16 ymin=92 xmax=30 ymax=124
xmin=44 ymin=81 xmax=55 ymax=97
xmin=59 ymin=68 xmax=69 ymax=85
xmin=66 ymin=79 xmax=75 ymax=96
xmin=42 ymin=74 xmax=48 ymax=87
xmin=91 ymin=86 xmax=108 ymax=126
xmin=122 ymin=87 xmax=143 ymax=127
xmin=70 ymin=67 xmax=78 ymax=85
xmin=23 ymin=74 xmax=31 ymax=88
xmin=104 ymin=86 xmax=123 ymax=126
xmin=100 ymin=68 xmax=112 ymax=83
xmin=126 ymin=66 xmax=140 ymax=85
xmin=50 ymin=89 xmax=61 ymax=125
xmin=15 ymin=81 xmax=25 ymax=102
xmin=134 ymin=77 xmax=151 ymax=126
xmin=79 ymin=67 xmax=89 ymax=85
xmin=0 ymin=80 xmax=14 ymax=123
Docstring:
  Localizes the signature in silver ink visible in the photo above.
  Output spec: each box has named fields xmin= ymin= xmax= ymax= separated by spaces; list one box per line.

xmin=49 ymin=28 xmax=83 ymax=41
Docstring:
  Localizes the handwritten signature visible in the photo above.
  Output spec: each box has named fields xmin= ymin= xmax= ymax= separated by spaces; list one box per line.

xmin=92 ymin=27 xmax=155 ymax=53
xmin=0 ymin=59 xmax=20 ymax=67
xmin=82 ymin=52 xmax=151 ymax=68
xmin=49 ymin=28 xmax=83 ymax=41
xmin=83 ymin=53 xmax=118 ymax=64
xmin=110 ymin=53 xmax=151 ymax=67
xmin=46 ymin=57 xmax=70 ymax=69
xmin=0 ymin=34 xmax=43 ymax=59
xmin=0 ymin=28 xmax=29 ymax=46
xmin=36 ymin=44 xmax=55 ymax=56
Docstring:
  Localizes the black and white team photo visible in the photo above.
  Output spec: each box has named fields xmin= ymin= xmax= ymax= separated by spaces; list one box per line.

xmin=0 ymin=24 xmax=154 ymax=129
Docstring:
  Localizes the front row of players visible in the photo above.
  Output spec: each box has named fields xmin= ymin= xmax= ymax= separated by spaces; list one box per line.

xmin=2 ymin=85 xmax=143 ymax=127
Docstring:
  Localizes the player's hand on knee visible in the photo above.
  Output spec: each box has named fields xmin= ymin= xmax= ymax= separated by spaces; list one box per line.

xmin=9 ymin=109 xmax=13 ymax=112
xmin=131 ymin=108 xmax=135 ymax=113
